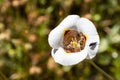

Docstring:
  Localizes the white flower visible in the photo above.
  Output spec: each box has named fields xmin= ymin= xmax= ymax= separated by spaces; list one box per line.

xmin=48 ymin=15 xmax=100 ymax=66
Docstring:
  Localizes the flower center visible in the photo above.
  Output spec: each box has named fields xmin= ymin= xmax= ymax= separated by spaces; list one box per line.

xmin=63 ymin=29 xmax=86 ymax=53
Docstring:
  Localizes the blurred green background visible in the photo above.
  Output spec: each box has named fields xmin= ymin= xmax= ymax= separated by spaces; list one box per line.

xmin=0 ymin=0 xmax=120 ymax=80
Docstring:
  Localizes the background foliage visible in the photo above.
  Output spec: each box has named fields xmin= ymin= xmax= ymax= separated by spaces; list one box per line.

xmin=0 ymin=0 xmax=120 ymax=80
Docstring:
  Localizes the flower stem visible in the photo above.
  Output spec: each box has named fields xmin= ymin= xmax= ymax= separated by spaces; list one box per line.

xmin=0 ymin=70 xmax=8 ymax=80
xmin=89 ymin=60 xmax=114 ymax=80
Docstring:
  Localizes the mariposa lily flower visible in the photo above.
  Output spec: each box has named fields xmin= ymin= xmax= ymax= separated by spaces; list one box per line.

xmin=48 ymin=15 xmax=100 ymax=66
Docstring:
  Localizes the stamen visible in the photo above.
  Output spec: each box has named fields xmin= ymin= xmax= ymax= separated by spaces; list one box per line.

xmin=63 ymin=29 xmax=86 ymax=53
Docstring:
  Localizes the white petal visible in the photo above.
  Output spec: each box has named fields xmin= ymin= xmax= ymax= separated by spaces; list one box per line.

xmin=86 ymin=35 xmax=100 ymax=59
xmin=76 ymin=18 xmax=98 ymax=36
xmin=86 ymin=43 xmax=99 ymax=59
xmin=51 ymin=47 xmax=88 ymax=66
xmin=57 ymin=15 xmax=80 ymax=29
xmin=48 ymin=15 xmax=80 ymax=48
xmin=48 ymin=28 xmax=63 ymax=48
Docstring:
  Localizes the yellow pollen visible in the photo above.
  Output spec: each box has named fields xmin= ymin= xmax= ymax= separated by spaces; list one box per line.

xmin=72 ymin=41 xmax=78 ymax=48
